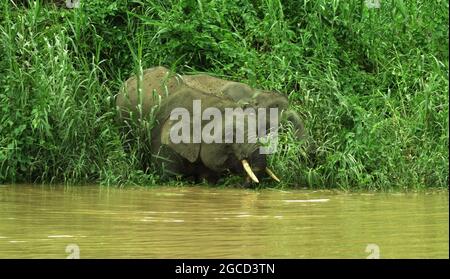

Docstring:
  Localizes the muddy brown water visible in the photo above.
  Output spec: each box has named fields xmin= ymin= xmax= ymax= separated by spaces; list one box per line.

xmin=0 ymin=185 xmax=448 ymax=258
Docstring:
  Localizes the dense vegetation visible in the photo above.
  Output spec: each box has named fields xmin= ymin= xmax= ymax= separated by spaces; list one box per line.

xmin=0 ymin=0 xmax=448 ymax=190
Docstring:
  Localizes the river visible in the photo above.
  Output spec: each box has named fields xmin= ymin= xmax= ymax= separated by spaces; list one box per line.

xmin=0 ymin=185 xmax=448 ymax=258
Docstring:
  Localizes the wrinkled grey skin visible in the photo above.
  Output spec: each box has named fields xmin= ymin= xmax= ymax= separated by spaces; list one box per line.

xmin=116 ymin=67 xmax=267 ymax=183
xmin=182 ymin=73 xmax=306 ymax=140
xmin=116 ymin=66 xmax=305 ymax=143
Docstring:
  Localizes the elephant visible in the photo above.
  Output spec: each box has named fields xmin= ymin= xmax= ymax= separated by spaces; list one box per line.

xmin=181 ymin=73 xmax=306 ymax=140
xmin=116 ymin=67 xmax=280 ymax=184
xmin=181 ymin=71 xmax=317 ymax=163
xmin=117 ymin=66 xmax=306 ymax=140
xmin=115 ymin=66 xmax=184 ymax=121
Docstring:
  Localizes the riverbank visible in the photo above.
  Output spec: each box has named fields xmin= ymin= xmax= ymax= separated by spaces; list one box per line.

xmin=0 ymin=1 xmax=448 ymax=190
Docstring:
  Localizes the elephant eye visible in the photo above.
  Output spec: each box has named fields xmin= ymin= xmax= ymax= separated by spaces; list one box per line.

xmin=239 ymin=101 xmax=251 ymax=109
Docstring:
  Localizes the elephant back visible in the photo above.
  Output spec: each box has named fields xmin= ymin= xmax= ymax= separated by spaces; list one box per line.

xmin=180 ymin=73 xmax=306 ymax=142
xmin=116 ymin=66 xmax=184 ymax=120
xmin=181 ymin=74 xmax=230 ymax=96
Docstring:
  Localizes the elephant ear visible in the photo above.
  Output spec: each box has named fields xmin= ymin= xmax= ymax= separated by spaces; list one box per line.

xmin=160 ymin=119 xmax=200 ymax=163
xmin=281 ymin=110 xmax=305 ymax=140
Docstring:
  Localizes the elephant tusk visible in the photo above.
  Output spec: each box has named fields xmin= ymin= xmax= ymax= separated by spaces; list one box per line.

xmin=242 ymin=160 xmax=259 ymax=183
xmin=265 ymin=167 xmax=281 ymax=182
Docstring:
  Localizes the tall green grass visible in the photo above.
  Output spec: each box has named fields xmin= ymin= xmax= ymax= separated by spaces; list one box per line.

xmin=0 ymin=0 xmax=448 ymax=190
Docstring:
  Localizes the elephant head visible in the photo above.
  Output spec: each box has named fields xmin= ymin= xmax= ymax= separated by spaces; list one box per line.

xmin=250 ymin=89 xmax=305 ymax=140
xmin=152 ymin=87 xmax=280 ymax=184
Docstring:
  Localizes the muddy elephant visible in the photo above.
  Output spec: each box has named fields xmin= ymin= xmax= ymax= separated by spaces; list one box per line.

xmin=116 ymin=67 xmax=280 ymax=184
